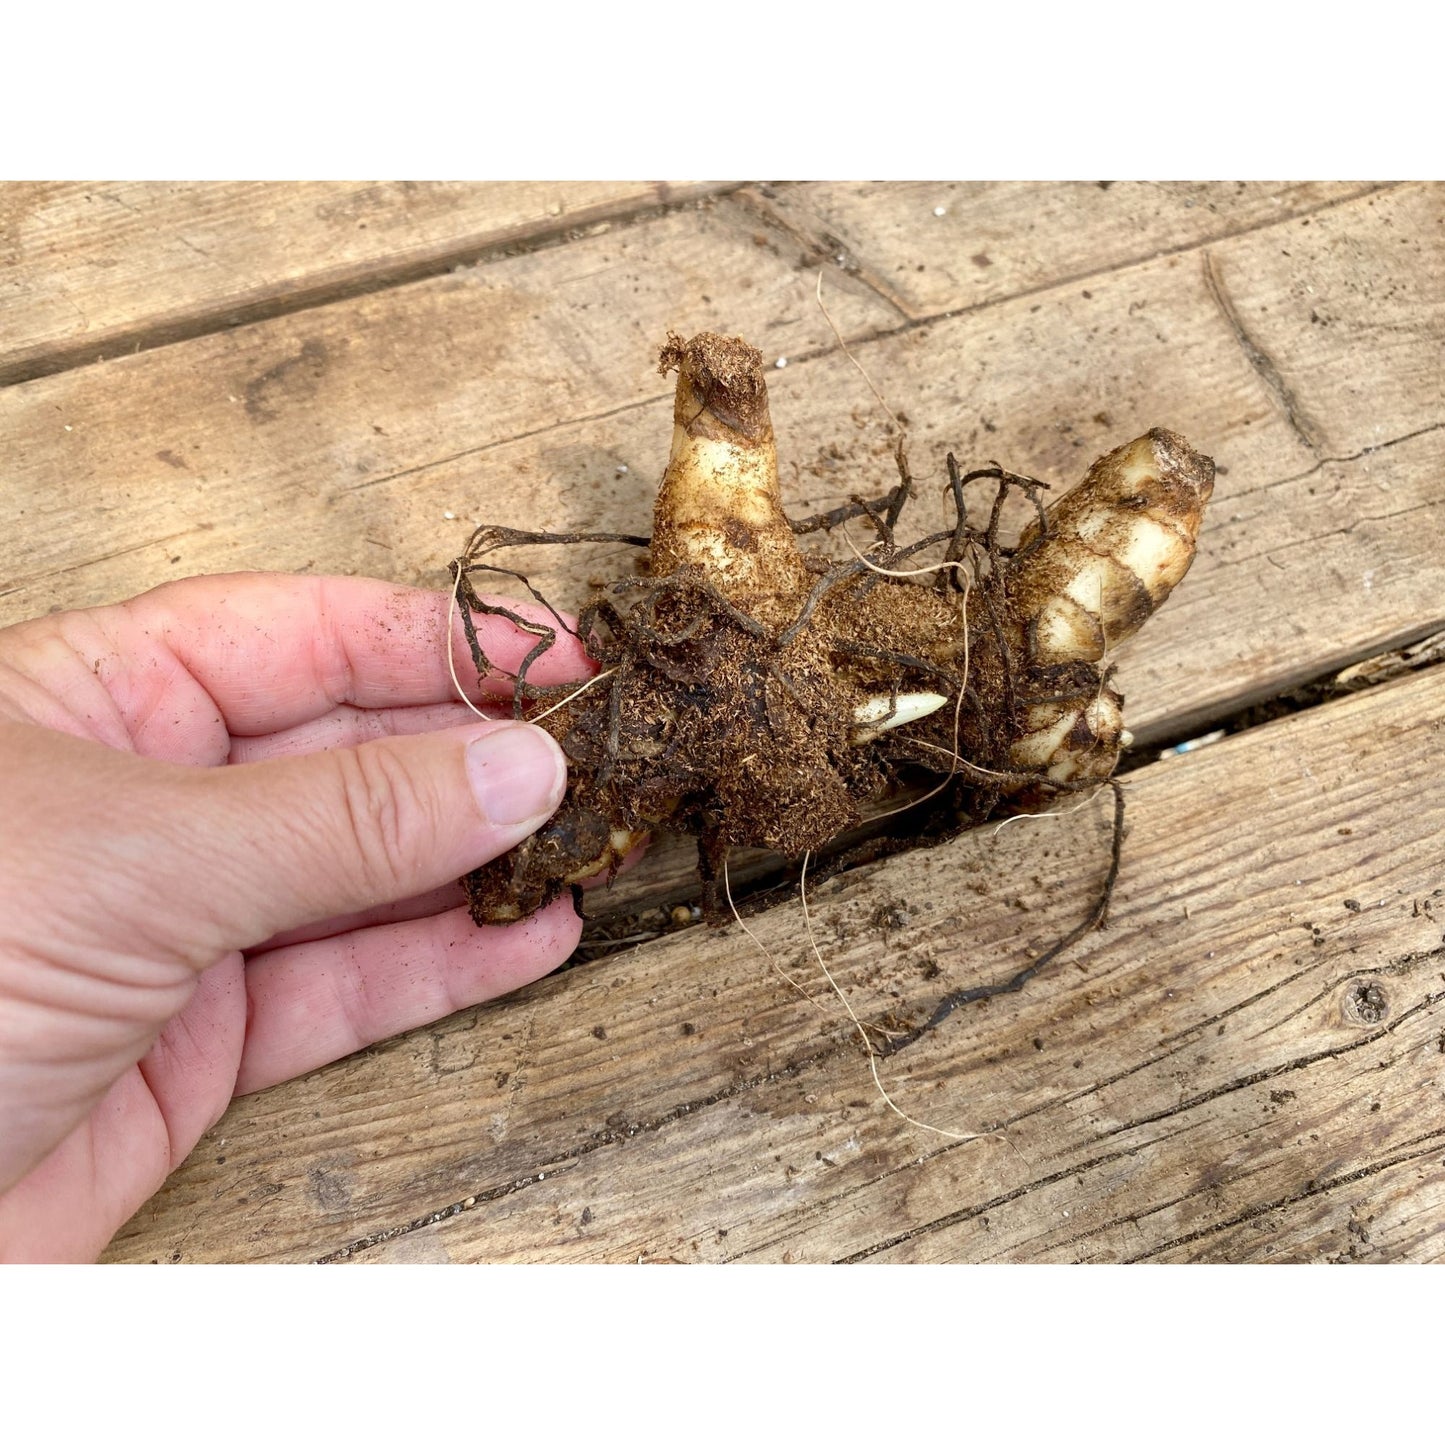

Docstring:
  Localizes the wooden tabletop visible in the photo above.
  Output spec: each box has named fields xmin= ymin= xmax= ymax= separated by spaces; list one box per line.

xmin=3 ymin=181 xmax=1442 ymax=1263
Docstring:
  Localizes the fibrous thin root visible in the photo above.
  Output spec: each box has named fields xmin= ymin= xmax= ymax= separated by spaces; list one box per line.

xmin=529 ymin=668 xmax=620 ymax=723
xmin=447 ymin=561 xmax=492 ymax=721
xmin=724 ymin=852 xmax=823 ymax=1010
xmin=840 ymin=525 xmax=975 ymax=582
xmin=798 ymin=852 xmax=989 ymax=1145
xmin=814 ymin=270 xmax=904 ymax=435
xmin=880 ymin=779 xmax=1127 ymax=1057
xmin=990 ymin=785 xmax=1104 ymax=834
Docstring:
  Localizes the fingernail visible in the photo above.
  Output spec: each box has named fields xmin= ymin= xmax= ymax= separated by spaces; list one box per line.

xmin=466 ymin=725 xmax=566 ymax=828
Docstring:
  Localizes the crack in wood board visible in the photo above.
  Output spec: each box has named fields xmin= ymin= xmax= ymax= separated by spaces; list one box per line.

xmin=836 ymin=982 xmax=1445 ymax=1263
xmin=1202 ymin=248 xmax=1330 ymax=458
xmin=735 ymin=182 xmax=1392 ymax=326
xmin=1123 ymin=1127 xmax=1445 ymax=1262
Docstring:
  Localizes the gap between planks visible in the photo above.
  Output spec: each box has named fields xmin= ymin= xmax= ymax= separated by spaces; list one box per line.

xmin=340 ymin=666 xmax=1445 ymax=1263
xmin=585 ymin=621 xmax=1445 ymax=939
xmin=101 ymin=660 xmax=1445 ymax=1263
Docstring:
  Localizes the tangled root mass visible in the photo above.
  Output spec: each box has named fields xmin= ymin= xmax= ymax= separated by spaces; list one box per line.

xmin=453 ymin=333 xmax=1214 ymax=926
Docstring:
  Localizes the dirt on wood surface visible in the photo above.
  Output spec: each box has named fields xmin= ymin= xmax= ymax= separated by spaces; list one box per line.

xmin=4 ymin=180 xmax=1440 ymax=1263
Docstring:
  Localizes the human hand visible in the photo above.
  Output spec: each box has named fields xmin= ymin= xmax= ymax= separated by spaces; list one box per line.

xmin=0 ymin=573 xmax=592 ymax=1262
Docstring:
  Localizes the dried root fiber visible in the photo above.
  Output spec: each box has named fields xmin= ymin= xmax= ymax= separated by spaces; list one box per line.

xmin=453 ymin=332 xmax=1213 ymax=925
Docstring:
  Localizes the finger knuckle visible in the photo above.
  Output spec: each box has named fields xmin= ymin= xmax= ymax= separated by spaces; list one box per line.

xmin=333 ymin=744 xmax=437 ymax=900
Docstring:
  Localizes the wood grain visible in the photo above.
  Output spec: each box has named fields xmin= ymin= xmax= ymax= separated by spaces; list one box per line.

xmin=0 ymin=181 xmax=730 ymax=385
xmin=739 ymin=180 xmax=1379 ymax=319
xmin=3 ymin=179 xmax=1441 ymax=1263
xmin=3 ymin=185 xmax=1439 ymax=751
xmin=104 ymin=664 xmax=1445 ymax=1262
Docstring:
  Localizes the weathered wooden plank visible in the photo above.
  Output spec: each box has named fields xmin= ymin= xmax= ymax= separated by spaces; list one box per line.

xmin=0 ymin=182 xmax=1401 ymax=618
xmin=3 ymin=186 xmax=1438 ymax=751
xmin=6 ymin=180 xmax=1440 ymax=1263
xmin=742 ymin=181 xmax=1381 ymax=319
xmin=0 ymin=195 xmax=896 ymax=620
xmin=104 ymin=665 xmax=1445 ymax=1263
xmin=1144 ymin=1148 xmax=1445 ymax=1262
xmin=0 ymin=181 xmax=1364 ymax=390
xmin=0 ymin=181 xmax=730 ymax=385
xmin=1198 ymin=183 xmax=1444 ymax=459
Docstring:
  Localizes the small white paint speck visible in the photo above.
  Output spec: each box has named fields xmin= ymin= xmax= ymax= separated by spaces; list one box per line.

xmin=63 ymin=425 xmax=72 ymax=432
xmin=616 ymin=464 xmax=629 ymax=474
xmin=933 ymin=206 xmax=947 ymax=217
xmin=775 ymin=357 xmax=788 ymax=369
xmin=443 ymin=510 xmax=457 ymax=521
xmin=1362 ymin=569 xmax=1376 ymax=592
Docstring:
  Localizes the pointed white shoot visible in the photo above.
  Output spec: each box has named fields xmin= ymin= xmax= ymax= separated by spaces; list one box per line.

xmin=852 ymin=691 xmax=950 ymax=743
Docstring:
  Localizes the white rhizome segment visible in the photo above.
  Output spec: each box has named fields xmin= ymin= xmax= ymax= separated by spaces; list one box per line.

xmin=650 ymin=335 xmax=809 ymax=627
xmin=1023 ymin=432 xmax=1214 ymax=667
xmin=1006 ymin=429 xmax=1214 ymax=782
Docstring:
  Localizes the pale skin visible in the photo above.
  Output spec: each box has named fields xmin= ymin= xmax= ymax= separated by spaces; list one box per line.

xmin=0 ymin=572 xmax=594 ymax=1262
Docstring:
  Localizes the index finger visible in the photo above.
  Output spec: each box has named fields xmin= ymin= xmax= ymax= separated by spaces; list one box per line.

xmin=97 ymin=572 xmax=595 ymax=738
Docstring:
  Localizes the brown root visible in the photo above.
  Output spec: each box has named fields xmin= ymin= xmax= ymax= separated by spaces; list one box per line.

xmin=453 ymin=334 xmax=1213 ymax=938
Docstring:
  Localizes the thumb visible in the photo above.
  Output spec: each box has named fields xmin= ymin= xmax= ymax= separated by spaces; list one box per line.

xmin=0 ymin=718 xmax=566 ymax=1206
xmin=167 ymin=719 xmax=568 ymax=958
